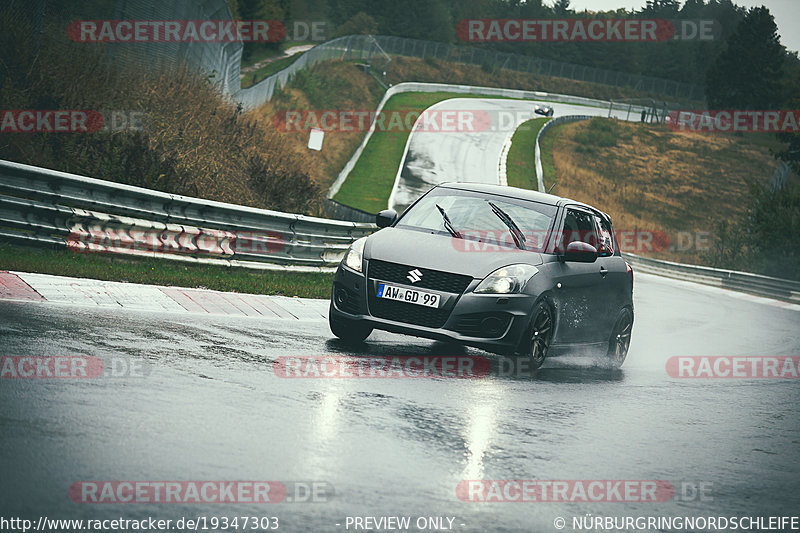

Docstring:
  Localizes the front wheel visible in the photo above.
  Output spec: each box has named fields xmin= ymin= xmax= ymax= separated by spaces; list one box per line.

xmin=329 ymin=312 xmax=372 ymax=344
xmin=606 ymin=308 xmax=633 ymax=368
xmin=518 ymin=301 xmax=554 ymax=370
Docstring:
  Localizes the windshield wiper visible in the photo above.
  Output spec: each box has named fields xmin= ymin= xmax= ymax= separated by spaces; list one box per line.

xmin=488 ymin=201 xmax=526 ymax=250
xmin=436 ymin=204 xmax=462 ymax=239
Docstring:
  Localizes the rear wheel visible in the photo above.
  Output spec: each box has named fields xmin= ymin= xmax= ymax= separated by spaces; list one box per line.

xmin=329 ymin=312 xmax=372 ymax=344
xmin=606 ymin=308 xmax=633 ymax=368
xmin=519 ymin=301 xmax=554 ymax=370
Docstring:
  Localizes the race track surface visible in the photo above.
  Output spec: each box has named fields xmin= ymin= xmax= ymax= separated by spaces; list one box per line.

xmin=1 ymin=272 xmax=798 ymax=531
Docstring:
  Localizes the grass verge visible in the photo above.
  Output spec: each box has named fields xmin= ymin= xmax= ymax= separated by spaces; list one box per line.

xmin=255 ymin=61 xmax=385 ymax=209
xmin=0 ymin=242 xmax=334 ymax=299
xmin=505 ymin=117 xmax=550 ymax=190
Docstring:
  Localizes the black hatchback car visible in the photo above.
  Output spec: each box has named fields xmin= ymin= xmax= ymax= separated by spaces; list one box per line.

xmin=329 ymin=183 xmax=634 ymax=368
xmin=533 ymin=103 xmax=554 ymax=117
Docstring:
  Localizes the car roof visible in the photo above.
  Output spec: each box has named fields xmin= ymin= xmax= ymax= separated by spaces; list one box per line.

xmin=435 ymin=182 xmax=598 ymax=212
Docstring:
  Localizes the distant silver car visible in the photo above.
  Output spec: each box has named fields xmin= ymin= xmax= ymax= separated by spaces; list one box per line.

xmin=534 ymin=104 xmax=554 ymax=117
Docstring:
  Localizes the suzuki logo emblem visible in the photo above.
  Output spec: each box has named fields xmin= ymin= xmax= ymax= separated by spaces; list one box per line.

xmin=407 ymin=269 xmax=423 ymax=283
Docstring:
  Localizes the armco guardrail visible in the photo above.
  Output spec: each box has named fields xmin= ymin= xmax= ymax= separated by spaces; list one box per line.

xmin=0 ymin=160 xmax=374 ymax=272
xmin=534 ymin=115 xmax=594 ymax=192
xmin=623 ymin=253 xmax=800 ymax=304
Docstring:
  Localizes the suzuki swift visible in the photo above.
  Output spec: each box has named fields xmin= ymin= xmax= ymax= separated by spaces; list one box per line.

xmin=329 ymin=183 xmax=634 ymax=368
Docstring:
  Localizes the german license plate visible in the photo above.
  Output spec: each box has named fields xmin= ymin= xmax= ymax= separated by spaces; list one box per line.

xmin=377 ymin=283 xmax=440 ymax=308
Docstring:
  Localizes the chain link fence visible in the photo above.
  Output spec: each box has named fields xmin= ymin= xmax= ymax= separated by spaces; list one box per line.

xmin=2 ymin=0 xmax=241 ymax=95
xmin=109 ymin=0 xmax=242 ymax=95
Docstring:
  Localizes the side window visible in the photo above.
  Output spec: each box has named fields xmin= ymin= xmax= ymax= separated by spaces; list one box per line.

xmin=559 ymin=209 xmax=598 ymax=250
xmin=594 ymin=215 xmax=615 ymax=255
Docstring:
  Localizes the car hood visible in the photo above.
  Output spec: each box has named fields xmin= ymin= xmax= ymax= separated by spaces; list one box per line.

xmin=365 ymin=227 xmax=543 ymax=279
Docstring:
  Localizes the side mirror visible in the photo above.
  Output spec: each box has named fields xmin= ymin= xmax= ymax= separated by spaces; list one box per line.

xmin=376 ymin=209 xmax=397 ymax=228
xmin=564 ymin=241 xmax=598 ymax=263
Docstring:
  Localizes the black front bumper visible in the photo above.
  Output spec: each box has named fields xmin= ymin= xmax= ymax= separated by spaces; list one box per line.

xmin=330 ymin=263 xmax=536 ymax=354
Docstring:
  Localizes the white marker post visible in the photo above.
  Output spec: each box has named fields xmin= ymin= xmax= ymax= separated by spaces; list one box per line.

xmin=308 ymin=128 xmax=324 ymax=151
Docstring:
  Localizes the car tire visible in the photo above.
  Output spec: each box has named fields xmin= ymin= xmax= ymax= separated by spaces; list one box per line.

xmin=518 ymin=300 xmax=554 ymax=370
xmin=329 ymin=313 xmax=372 ymax=344
xmin=606 ymin=308 xmax=633 ymax=368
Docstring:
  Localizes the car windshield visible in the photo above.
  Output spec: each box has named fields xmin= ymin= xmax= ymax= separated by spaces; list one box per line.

xmin=396 ymin=188 xmax=557 ymax=252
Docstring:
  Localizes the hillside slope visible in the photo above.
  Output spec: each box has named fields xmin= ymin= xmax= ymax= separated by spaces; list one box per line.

xmin=542 ymin=118 xmax=785 ymax=265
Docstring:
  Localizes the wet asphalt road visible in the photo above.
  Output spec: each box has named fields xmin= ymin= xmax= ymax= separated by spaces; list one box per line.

xmin=1 ymin=272 xmax=799 ymax=532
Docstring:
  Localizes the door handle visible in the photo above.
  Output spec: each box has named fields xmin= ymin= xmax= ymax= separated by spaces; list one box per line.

xmin=599 ymin=266 xmax=608 ymax=277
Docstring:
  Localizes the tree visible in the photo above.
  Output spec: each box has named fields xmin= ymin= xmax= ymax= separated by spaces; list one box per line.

xmin=237 ymin=0 xmax=285 ymax=20
xmin=744 ymin=180 xmax=800 ymax=280
xmin=678 ymin=0 xmax=705 ymax=18
xmin=705 ymin=6 xmax=785 ymax=109
xmin=237 ymin=0 xmax=286 ymax=61
xmin=640 ymin=0 xmax=680 ymax=16
xmin=375 ymin=0 xmax=454 ymax=43
xmin=228 ymin=0 xmax=241 ymax=20
xmin=704 ymin=179 xmax=800 ymax=281
xmin=326 ymin=0 xmax=369 ymax=26
xmin=333 ymin=11 xmax=378 ymax=37
xmin=552 ymin=0 xmax=572 ymax=16
xmin=774 ymin=57 xmax=800 ymax=173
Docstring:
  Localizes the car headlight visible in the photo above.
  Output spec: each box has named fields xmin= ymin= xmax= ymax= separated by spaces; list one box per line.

xmin=474 ymin=264 xmax=538 ymax=294
xmin=343 ymin=237 xmax=367 ymax=273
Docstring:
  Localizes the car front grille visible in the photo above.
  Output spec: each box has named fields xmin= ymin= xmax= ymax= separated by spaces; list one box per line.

xmin=367 ymin=260 xmax=472 ymax=294
xmin=366 ymin=260 xmax=473 ymax=328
